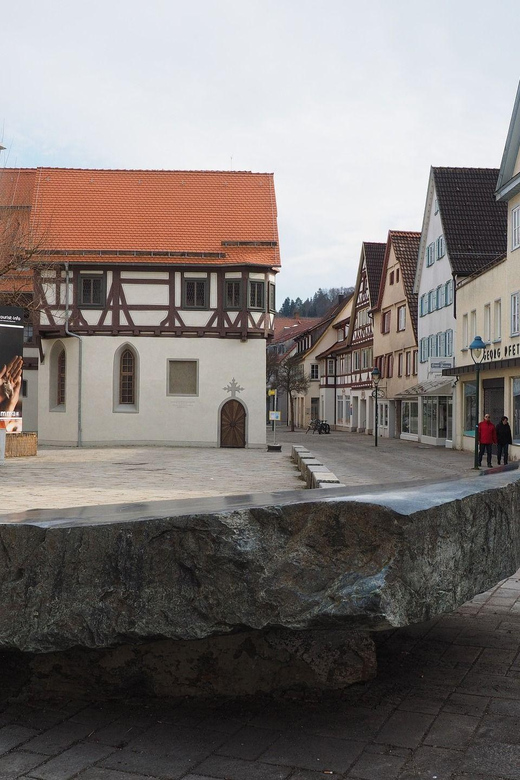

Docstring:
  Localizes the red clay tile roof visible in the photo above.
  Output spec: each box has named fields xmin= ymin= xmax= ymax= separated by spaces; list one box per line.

xmin=272 ymin=317 xmax=321 ymax=343
xmin=433 ymin=168 xmax=507 ymax=275
xmin=364 ymin=242 xmax=386 ymax=306
xmin=0 ymin=168 xmax=280 ymax=268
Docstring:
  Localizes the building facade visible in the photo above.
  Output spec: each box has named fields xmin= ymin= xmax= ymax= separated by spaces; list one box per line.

xmin=0 ymin=167 xmax=280 ymax=448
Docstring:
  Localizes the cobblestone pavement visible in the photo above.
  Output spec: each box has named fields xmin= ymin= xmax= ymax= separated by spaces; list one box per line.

xmin=274 ymin=428 xmax=477 ymax=487
xmin=1 ymin=576 xmax=520 ymax=779
xmin=1 ymin=431 xmax=519 ymax=778
xmin=0 ymin=445 xmax=302 ymax=513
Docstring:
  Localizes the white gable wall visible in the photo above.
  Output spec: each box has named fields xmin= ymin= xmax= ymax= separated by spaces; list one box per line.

xmin=417 ymin=185 xmax=456 ymax=383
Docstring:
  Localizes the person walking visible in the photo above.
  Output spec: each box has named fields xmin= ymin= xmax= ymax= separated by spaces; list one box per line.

xmin=496 ymin=415 xmax=513 ymax=465
xmin=478 ymin=413 xmax=497 ymax=468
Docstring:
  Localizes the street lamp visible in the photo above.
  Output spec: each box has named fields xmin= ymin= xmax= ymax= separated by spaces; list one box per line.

xmin=371 ymin=366 xmax=381 ymax=448
xmin=469 ymin=335 xmax=487 ymax=469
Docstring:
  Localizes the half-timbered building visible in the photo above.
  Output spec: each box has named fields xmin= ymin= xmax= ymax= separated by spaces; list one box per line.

xmin=340 ymin=242 xmax=386 ymax=433
xmin=0 ymin=167 xmax=280 ymax=447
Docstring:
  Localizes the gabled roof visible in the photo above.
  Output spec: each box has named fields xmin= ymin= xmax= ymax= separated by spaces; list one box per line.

xmin=433 ymin=167 xmax=507 ymax=275
xmin=496 ymin=81 xmax=520 ymax=201
xmin=0 ymin=167 xmax=280 ymax=267
xmin=364 ymin=242 xmax=386 ymax=305
xmin=375 ymin=231 xmax=421 ymax=342
xmin=271 ymin=317 xmax=320 ymax=344
xmin=293 ymin=295 xmax=353 ymax=359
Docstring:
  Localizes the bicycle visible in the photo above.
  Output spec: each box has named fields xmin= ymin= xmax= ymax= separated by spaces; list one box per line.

xmin=306 ymin=419 xmax=330 ymax=434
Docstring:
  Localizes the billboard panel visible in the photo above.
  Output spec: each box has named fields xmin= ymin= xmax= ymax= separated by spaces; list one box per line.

xmin=0 ymin=307 xmax=24 ymax=433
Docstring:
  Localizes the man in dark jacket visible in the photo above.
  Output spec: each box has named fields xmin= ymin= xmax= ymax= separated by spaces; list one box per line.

xmin=478 ymin=414 xmax=497 ymax=468
xmin=496 ymin=416 xmax=513 ymax=465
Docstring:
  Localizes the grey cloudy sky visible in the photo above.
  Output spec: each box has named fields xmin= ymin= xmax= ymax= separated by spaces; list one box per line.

xmin=1 ymin=0 xmax=518 ymax=305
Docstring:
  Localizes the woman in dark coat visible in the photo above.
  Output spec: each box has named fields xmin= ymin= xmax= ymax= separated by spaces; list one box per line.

xmin=496 ymin=416 xmax=513 ymax=465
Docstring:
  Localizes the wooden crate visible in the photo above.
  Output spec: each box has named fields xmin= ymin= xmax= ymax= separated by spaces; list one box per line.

xmin=5 ymin=432 xmax=38 ymax=458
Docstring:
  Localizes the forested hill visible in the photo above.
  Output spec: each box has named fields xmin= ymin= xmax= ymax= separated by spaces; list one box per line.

xmin=278 ymin=287 xmax=355 ymax=318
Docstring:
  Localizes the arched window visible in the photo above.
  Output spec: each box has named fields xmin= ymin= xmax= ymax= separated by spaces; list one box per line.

xmin=119 ymin=348 xmax=135 ymax=405
xmin=57 ymin=349 xmax=66 ymax=406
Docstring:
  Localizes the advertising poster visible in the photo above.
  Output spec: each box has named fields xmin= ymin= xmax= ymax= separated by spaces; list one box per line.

xmin=0 ymin=307 xmax=24 ymax=433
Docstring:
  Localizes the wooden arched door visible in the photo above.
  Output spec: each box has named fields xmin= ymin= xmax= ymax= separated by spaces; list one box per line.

xmin=220 ymin=399 xmax=246 ymax=448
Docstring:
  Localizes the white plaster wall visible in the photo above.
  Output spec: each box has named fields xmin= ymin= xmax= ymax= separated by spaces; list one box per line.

xmin=38 ymin=336 xmax=266 ymax=447
xmin=417 ymin=186 xmax=456 ymax=382
xmin=122 ymin=284 xmax=169 ymax=306
xmin=38 ymin=338 xmax=80 ymax=445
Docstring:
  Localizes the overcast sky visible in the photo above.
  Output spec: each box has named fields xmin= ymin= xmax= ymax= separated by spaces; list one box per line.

xmin=1 ymin=0 xmax=518 ymax=305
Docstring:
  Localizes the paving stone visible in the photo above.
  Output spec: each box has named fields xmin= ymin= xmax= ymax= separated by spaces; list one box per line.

xmin=442 ymin=693 xmax=490 ymax=717
xmin=23 ymin=721 xmax=97 ymax=756
xmin=488 ymin=698 xmax=520 ymax=717
xmin=423 ymin=713 xmax=479 ymax=748
xmin=398 ymin=687 xmax=452 ymax=715
xmin=0 ymin=750 xmax=47 ymax=777
xmin=284 ymin=771 xmax=342 ymax=780
xmin=374 ymin=711 xmax=435 ymax=749
xmin=0 ymin=725 xmax=38 ymax=755
xmin=124 ymin=722 xmax=226 ymax=759
xmin=298 ymin=706 xmax=388 ymax=740
xmin=185 ymin=754 xmax=292 ymax=779
xmin=87 ymin=717 xmax=151 ymax=749
xmin=348 ymin=749 xmax=407 ymax=779
xmin=460 ymin=743 xmax=520 ymax=779
xmin=398 ymin=746 xmax=463 ymax=779
xmin=101 ymin=748 xmax=196 ymax=780
xmin=441 ymin=644 xmax=482 ymax=664
xmin=75 ymin=769 xmax=155 ymax=780
xmin=29 ymin=743 xmax=114 ymax=780
xmin=460 ymin=671 xmax=520 ymax=699
xmin=474 ymin=714 xmax=520 ymax=745
xmin=260 ymin=730 xmax=365 ymax=773
xmin=216 ymin=726 xmax=280 ymax=760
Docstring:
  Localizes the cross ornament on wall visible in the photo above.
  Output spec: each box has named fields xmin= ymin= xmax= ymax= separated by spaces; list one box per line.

xmin=223 ymin=378 xmax=244 ymax=398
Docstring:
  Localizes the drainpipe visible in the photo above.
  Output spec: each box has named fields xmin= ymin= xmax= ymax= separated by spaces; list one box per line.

xmin=64 ymin=263 xmax=83 ymax=447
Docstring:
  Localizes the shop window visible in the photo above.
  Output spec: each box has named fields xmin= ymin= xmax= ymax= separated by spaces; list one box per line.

xmin=422 ymin=397 xmax=438 ymax=438
xmin=513 ymin=378 xmax=520 ymax=441
xmin=337 ymin=397 xmax=344 ymax=424
xmin=401 ymin=400 xmax=418 ymax=434
xmin=464 ymin=381 xmax=477 ymax=436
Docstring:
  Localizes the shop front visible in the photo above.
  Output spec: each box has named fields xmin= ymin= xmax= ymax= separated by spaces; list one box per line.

xmin=444 ymin=353 xmax=520 ymax=458
xmin=396 ymin=378 xmax=455 ymax=446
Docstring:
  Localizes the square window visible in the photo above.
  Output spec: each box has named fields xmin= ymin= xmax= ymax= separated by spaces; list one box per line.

xmin=79 ymin=275 xmax=105 ymax=307
xmin=168 ymin=360 xmax=198 ymax=395
xmin=184 ymin=279 xmax=208 ymax=308
xmin=248 ymin=281 xmax=265 ymax=309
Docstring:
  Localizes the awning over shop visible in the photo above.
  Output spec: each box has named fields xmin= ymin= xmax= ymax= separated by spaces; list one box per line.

xmin=395 ymin=377 xmax=456 ymax=399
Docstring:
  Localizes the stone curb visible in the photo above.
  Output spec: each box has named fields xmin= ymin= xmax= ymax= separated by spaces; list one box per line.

xmin=291 ymin=445 xmax=344 ymax=489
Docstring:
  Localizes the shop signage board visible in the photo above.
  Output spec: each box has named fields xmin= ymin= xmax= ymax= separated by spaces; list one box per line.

xmin=0 ymin=307 xmax=24 ymax=433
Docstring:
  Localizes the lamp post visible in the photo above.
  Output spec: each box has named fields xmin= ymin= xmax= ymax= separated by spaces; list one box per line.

xmin=469 ymin=335 xmax=487 ymax=469
xmin=371 ymin=366 xmax=381 ymax=448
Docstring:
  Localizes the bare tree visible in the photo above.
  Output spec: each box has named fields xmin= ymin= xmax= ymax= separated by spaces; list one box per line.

xmin=0 ymin=202 xmax=54 ymax=312
xmin=269 ymin=354 xmax=311 ymax=432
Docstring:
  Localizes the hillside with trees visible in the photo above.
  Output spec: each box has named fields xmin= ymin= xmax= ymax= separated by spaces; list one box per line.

xmin=278 ymin=287 xmax=354 ymax=318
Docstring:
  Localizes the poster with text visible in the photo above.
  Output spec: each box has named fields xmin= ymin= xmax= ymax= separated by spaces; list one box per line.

xmin=0 ymin=307 xmax=24 ymax=432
